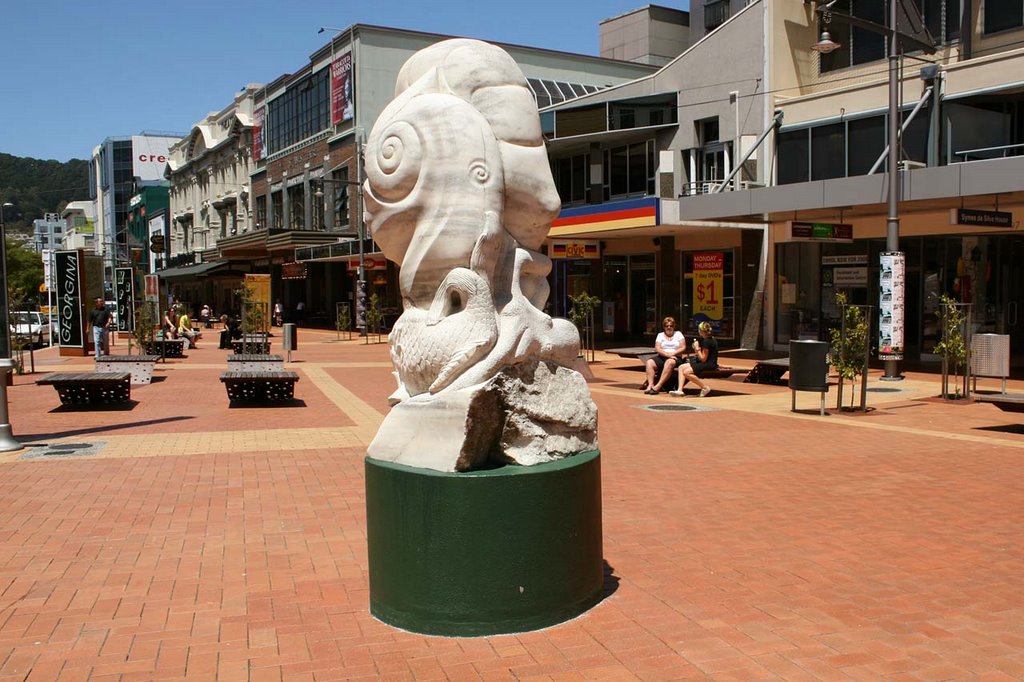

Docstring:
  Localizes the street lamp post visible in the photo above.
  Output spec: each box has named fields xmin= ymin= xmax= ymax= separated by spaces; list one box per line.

xmin=0 ymin=200 xmax=24 ymax=451
xmin=812 ymin=0 xmax=936 ymax=381
xmin=315 ymin=138 xmax=368 ymax=332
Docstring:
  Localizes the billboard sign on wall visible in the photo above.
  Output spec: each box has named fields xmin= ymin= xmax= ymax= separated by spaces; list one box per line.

xmin=331 ymin=53 xmax=354 ymax=125
xmin=131 ymin=135 xmax=173 ymax=181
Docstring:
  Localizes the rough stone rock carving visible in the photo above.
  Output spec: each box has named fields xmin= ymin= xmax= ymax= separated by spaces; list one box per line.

xmin=363 ymin=39 xmax=597 ymax=472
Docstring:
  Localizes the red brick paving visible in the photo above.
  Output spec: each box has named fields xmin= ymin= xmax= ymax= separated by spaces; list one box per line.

xmin=2 ymin=334 xmax=1024 ymax=680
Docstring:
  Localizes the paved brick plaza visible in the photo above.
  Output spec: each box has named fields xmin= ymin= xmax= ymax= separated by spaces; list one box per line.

xmin=2 ymin=330 xmax=1023 ymax=680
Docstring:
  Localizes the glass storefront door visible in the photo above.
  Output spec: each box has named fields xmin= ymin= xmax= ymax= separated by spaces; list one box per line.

xmin=629 ymin=255 xmax=657 ymax=337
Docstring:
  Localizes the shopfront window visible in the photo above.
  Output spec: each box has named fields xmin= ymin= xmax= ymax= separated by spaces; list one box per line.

xmin=775 ymin=242 xmax=821 ymax=343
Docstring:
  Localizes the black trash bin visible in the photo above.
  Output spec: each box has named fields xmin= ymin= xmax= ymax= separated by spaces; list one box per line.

xmin=789 ymin=340 xmax=829 ymax=415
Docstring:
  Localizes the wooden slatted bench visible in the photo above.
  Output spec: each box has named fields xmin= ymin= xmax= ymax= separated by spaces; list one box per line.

xmin=608 ymin=348 xmax=744 ymax=390
xmin=974 ymin=392 xmax=1024 ymax=415
xmin=230 ymin=338 xmax=271 ymax=354
xmin=220 ymin=371 xmax=299 ymax=402
xmin=37 ymin=372 xmax=132 ymax=406
xmin=743 ymin=357 xmax=790 ymax=385
xmin=95 ymin=355 xmax=160 ymax=384
xmin=144 ymin=339 xmax=186 ymax=358
xmin=226 ymin=354 xmax=284 ymax=372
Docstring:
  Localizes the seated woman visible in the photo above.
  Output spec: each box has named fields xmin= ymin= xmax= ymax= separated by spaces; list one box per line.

xmin=671 ymin=321 xmax=719 ymax=397
xmin=163 ymin=309 xmax=179 ymax=339
xmin=643 ymin=317 xmax=686 ymax=395
xmin=218 ymin=315 xmax=233 ymax=349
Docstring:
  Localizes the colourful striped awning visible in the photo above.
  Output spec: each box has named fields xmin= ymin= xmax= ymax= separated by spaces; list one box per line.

xmin=549 ymin=197 xmax=659 ymax=236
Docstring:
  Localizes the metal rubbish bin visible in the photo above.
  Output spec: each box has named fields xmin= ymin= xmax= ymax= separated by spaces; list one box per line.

xmin=789 ymin=340 xmax=829 ymax=415
xmin=283 ymin=323 xmax=298 ymax=359
xmin=972 ymin=333 xmax=1009 ymax=394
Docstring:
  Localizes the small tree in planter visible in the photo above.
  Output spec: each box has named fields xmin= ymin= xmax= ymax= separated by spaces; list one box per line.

xmin=336 ymin=303 xmax=353 ymax=341
xmin=568 ymin=291 xmax=601 ymax=362
xmin=935 ymin=294 xmax=969 ymax=400
xmin=828 ymin=292 xmax=870 ymax=410
xmin=234 ymin=282 xmax=270 ymax=353
xmin=132 ymin=302 xmax=156 ymax=354
xmin=364 ymin=292 xmax=384 ymax=345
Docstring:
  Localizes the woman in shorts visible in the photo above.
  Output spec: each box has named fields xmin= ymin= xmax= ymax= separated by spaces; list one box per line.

xmin=644 ymin=317 xmax=686 ymax=395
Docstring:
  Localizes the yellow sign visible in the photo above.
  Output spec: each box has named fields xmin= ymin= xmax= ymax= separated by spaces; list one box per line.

xmin=692 ymin=252 xmax=724 ymax=320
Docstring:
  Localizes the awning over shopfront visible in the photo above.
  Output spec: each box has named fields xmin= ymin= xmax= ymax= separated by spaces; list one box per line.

xmin=157 ymin=260 xmax=232 ymax=280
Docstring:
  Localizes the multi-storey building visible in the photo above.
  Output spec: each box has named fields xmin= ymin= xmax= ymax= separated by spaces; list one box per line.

xmin=161 ymin=85 xmax=262 ymax=313
xmin=219 ymin=23 xmax=657 ymax=327
xmin=89 ymin=132 xmax=183 ymax=296
xmin=60 ymin=201 xmax=96 ymax=251
xmin=545 ymin=0 xmax=1024 ymax=372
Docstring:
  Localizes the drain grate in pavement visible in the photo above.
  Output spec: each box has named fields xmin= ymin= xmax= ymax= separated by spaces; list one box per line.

xmin=20 ymin=441 xmax=106 ymax=459
xmin=867 ymin=387 xmax=903 ymax=393
xmin=644 ymin=404 xmax=700 ymax=412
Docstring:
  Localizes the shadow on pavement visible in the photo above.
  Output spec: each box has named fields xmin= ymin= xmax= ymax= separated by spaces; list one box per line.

xmin=20 ymin=415 xmax=194 ymax=442
xmin=227 ymin=400 xmax=307 ymax=409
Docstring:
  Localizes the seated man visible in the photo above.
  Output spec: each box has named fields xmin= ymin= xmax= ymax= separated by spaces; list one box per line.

xmin=643 ymin=317 xmax=686 ymax=394
xmin=670 ymin=321 xmax=719 ymax=397
xmin=177 ymin=309 xmax=201 ymax=349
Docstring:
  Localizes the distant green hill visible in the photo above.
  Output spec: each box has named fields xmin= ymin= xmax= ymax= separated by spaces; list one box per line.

xmin=0 ymin=153 xmax=90 ymax=234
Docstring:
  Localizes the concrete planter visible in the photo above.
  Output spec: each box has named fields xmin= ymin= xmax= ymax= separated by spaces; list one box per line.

xmin=95 ymin=355 xmax=159 ymax=385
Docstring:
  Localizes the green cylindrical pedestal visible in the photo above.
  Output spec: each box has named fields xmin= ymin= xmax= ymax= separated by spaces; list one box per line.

xmin=365 ymin=450 xmax=603 ymax=636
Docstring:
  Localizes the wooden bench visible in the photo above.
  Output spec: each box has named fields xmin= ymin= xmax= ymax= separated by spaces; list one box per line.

xmin=144 ymin=339 xmax=186 ymax=358
xmin=743 ymin=357 xmax=790 ymax=385
xmin=974 ymin=392 xmax=1024 ymax=414
xmin=95 ymin=355 xmax=160 ymax=384
xmin=226 ymin=354 xmax=284 ymax=372
xmin=230 ymin=339 xmax=271 ymax=354
xmin=220 ymin=371 xmax=299 ymax=402
xmin=37 ymin=372 xmax=132 ymax=406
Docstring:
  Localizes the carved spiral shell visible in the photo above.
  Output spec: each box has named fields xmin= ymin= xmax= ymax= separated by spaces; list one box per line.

xmin=364 ymin=120 xmax=423 ymax=204
xmin=468 ymin=159 xmax=490 ymax=187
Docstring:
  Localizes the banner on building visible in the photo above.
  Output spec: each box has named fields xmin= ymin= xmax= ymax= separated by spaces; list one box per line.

xmin=144 ymin=274 xmax=160 ymax=302
xmin=253 ymin=106 xmax=265 ymax=161
xmin=282 ymin=262 xmax=308 ymax=280
xmin=692 ymin=252 xmax=724 ymax=321
xmin=331 ymin=53 xmax=354 ymax=125
xmin=878 ymin=251 xmax=905 ymax=361
xmin=131 ymin=136 xmax=173 ymax=181
xmin=55 ymin=250 xmax=84 ymax=348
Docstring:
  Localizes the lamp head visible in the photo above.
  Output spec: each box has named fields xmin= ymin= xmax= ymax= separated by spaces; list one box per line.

xmin=811 ymin=31 xmax=841 ymax=54
xmin=318 ymin=27 xmax=325 ymax=34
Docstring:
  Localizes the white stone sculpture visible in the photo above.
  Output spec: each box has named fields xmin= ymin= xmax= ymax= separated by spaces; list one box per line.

xmin=363 ymin=39 xmax=598 ymax=472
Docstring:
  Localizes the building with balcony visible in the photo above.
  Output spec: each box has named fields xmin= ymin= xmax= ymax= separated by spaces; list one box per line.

xmin=542 ymin=0 xmax=1024 ymax=370
xmin=542 ymin=1 xmax=771 ymax=344
xmin=60 ymin=201 xmax=96 ymax=251
xmin=671 ymin=0 xmax=1024 ymax=366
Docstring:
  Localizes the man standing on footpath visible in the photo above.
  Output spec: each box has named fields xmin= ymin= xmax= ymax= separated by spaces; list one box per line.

xmin=89 ymin=297 xmax=111 ymax=360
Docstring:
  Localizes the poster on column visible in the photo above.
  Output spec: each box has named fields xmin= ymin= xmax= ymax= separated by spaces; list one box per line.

xmin=692 ymin=252 xmax=724 ymax=325
xmin=331 ymin=53 xmax=354 ymax=125
xmin=55 ymin=250 xmax=84 ymax=348
xmin=114 ymin=267 xmax=135 ymax=333
xmin=878 ymin=251 xmax=905 ymax=361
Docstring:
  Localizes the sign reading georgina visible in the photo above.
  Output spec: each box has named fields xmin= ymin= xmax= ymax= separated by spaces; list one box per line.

xmin=331 ymin=53 xmax=354 ymax=125
xmin=55 ymin=250 xmax=84 ymax=348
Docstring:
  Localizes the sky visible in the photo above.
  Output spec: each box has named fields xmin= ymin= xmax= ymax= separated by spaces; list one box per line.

xmin=0 ymin=0 xmax=686 ymax=163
